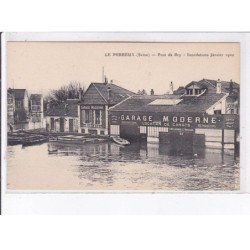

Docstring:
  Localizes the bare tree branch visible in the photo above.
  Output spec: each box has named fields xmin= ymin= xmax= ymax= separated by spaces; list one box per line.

xmin=45 ymin=81 xmax=85 ymax=110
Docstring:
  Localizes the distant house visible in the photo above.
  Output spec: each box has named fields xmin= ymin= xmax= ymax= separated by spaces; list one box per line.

xmin=7 ymin=90 xmax=15 ymax=131
xmin=79 ymin=79 xmax=135 ymax=135
xmin=29 ymin=94 xmax=45 ymax=129
xmin=13 ymin=89 xmax=29 ymax=112
xmin=8 ymin=89 xmax=30 ymax=130
xmin=46 ymin=99 xmax=79 ymax=132
xmin=183 ymin=79 xmax=239 ymax=115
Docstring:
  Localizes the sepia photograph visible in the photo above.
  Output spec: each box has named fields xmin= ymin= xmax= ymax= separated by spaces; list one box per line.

xmin=5 ymin=41 xmax=240 ymax=191
xmin=1 ymin=1 xmax=250 ymax=248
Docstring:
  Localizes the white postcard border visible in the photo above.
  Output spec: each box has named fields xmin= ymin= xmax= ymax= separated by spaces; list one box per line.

xmin=1 ymin=32 xmax=249 ymax=214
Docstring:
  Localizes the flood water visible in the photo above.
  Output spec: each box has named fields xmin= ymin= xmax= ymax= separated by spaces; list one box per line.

xmin=7 ymin=141 xmax=240 ymax=191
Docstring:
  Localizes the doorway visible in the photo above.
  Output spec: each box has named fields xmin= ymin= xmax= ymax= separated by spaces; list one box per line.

xmin=50 ymin=117 xmax=55 ymax=130
xmin=59 ymin=117 xmax=65 ymax=132
xmin=120 ymin=124 xmax=140 ymax=141
xmin=69 ymin=119 xmax=74 ymax=132
xmin=159 ymin=130 xmax=194 ymax=155
xmin=170 ymin=131 xmax=193 ymax=154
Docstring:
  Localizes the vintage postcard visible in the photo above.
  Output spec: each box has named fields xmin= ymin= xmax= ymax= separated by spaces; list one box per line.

xmin=4 ymin=36 xmax=240 ymax=192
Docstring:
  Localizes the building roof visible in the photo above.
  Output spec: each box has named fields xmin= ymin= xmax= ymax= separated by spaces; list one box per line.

xmin=9 ymin=89 xmax=27 ymax=99
xmin=109 ymin=92 xmax=227 ymax=113
xmin=80 ymin=82 xmax=135 ymax=105
xmin=46 ymin=99 xmax=78 ymax=117
xmin=30 ymin=94 xmax=42 ymax=101
xmin=185 ymin=79 xmax=239 ymax=94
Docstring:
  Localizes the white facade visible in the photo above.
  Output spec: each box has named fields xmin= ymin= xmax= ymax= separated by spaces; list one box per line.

xmin=46 ymin=116 xmax=79 ymax=133
xmin=29 ymin=95 xmax=45 ymax=129
xmin=206 ymin=95 xmax=228 ymax=115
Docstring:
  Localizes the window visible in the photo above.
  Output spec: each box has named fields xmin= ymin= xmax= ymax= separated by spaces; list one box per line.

xmin=32 ymin=105 xmax=40 ymax=111
xmin=214 ymin=110 xmax=222 ymax=115
xmin=84 ymin=110 xmax=94 ymax=124
xmin=187 ymin=89 xmax=193 ymax=95
xmin=32 ymin=100 xmax=41 ymax=105
xmin=16 ymin=101 xmax=22 ymax=108
xmin=32 ymin=113 xmax=41 ymax=122
xmin=195 ymin=89 xmax=202 ymax=95
xmin=95 ymin=110 xmax=101 ymax=125
xmin=80 ymin=110 xmax=85 ymax=124
xmin=85 ymin=110 xmax=91 ymax=123
xmin=230 ymin=109 xmax=235 ymax=114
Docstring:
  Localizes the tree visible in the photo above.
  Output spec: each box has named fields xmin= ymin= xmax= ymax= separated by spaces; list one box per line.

xmin=46 ymin=81 xmax=85 ymax=108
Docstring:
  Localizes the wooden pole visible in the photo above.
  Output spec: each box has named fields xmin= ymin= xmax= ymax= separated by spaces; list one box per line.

xmin=222 ymin=128 xmax=224 ymax=149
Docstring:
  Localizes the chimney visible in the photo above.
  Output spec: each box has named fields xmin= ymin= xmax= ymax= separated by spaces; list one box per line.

xmin=104 ymin=76 xmax=108 ymax=85
xmin=169 ymin=81 xmax=174 ymax=94
xmin=107 ymin=86 xmax=111 ymax=102
xmin=79 ymin=87 xmax=81 ymax=100
xmin=229 ymin=79 xmax=234 ymax=94
xmin=79 ymin=87 xmax=83 ymax=101
xmin=217 ymin=79 xmax=221 ymax=94
xmin=150 ymin=89 xmax=154 ymax=95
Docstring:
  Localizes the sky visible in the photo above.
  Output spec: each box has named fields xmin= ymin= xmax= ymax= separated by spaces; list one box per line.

xmin=7 ymin=42 xmax=240 ymax=95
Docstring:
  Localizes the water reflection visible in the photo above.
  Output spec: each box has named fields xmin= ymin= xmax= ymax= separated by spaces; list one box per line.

xmin=7 ymin=141 xmax=239 ymax=191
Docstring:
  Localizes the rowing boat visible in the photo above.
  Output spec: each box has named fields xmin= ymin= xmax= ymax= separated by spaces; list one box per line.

xmin=22 ymin=136 xmax=48 ymax=147
xmin=8 ymin=132 xmax=31 ymax=145
xmin=49 ymin=135 xmax=108 ymax=144
xmin=8 ymin=137 xmax=23 ymax=145
xmin=111 ymin=136 xmax=130 ymax=146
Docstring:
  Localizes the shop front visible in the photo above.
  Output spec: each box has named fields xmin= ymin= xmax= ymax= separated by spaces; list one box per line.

xmin=79 ymin=104 xmax=107 ymax=135
xmin=109 ymin=111 xmax=239 ymax=149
